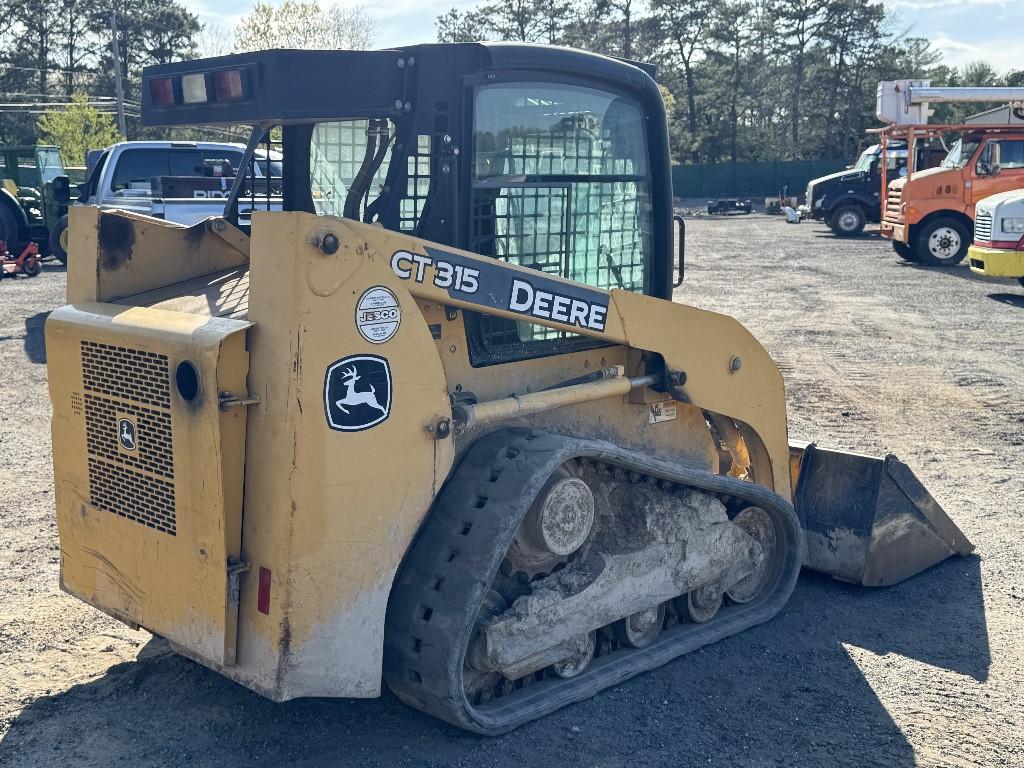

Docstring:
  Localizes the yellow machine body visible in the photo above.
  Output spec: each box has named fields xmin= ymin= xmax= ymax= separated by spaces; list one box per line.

xmin=49 ymin=204 xmax=971 ymax=722
xmin=50 ymin=205 xmax=791 ymax=699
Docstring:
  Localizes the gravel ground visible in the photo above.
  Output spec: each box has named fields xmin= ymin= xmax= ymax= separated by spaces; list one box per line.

xmin=1 ymin=217 xmax=1022 ymax=767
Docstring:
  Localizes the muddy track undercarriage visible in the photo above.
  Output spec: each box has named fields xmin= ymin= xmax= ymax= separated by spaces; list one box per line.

xmin=384 ymin=429 xmax=803 ymax=734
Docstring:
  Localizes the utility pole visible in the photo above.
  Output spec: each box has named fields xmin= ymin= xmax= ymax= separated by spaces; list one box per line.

xmin=110 ymin=12 xmax=127 ymax=137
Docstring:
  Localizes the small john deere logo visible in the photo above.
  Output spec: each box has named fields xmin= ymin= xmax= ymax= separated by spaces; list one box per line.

xmin=324 ymin=355 xmax=392 ymax=432
xmin=118 ymin=417 xmax=138 ymax=451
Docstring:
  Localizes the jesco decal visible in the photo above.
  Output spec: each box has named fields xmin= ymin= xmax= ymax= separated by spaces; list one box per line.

xmin=355 ymin=285 xmax=401 ymax=344
xmin=390 ymin=246 xmax=609 ymax=332
xmin=324 ymin=355 xmax=392 ymax=432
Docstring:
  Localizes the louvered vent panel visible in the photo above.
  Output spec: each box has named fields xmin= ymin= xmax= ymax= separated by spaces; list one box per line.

xmin=81 ymin=341 xmax=176 ymax=535
xmin=81 ymin=341 xmax=170 ymax=407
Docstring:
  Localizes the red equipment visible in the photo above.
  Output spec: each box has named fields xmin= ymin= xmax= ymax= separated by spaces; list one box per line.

xmin=0 ymin=241 xmax=42 ymax=278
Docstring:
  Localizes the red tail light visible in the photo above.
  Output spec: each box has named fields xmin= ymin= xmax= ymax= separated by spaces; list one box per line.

xmin=148 ymin=77 xmax=175 ymax=106
xmin=213 ymin=69 xmax=246 ymax=101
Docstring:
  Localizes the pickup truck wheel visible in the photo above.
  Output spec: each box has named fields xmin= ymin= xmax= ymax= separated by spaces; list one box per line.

xmin=49 ymin=214 xmax=69 ymax=265
xmin=829 ymin=205 xmax=865 ymax=236
xmin=915 ymin=217 xmax=969 ymax=266
xmin=0 ymin=203 xmax=19 ymax=249
xmin=892 ymin=241 xmax=916 ymax=261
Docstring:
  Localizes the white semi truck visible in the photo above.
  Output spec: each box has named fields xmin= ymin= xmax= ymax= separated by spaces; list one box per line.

xmin=968 ymin=189 xmax=1024 ymax=285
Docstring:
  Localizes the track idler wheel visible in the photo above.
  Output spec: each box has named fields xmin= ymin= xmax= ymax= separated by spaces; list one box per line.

xmin=725 ymin=506 xmax=777 ymax=604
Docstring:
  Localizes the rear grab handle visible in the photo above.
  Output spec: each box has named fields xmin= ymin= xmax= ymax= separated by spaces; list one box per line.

xmin=673 ymin=213 xmax=685 ymax=288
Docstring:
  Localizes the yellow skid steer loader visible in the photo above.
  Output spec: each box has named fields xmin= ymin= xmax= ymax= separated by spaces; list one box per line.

xmin=46 ymin=45 xmax=971 ymax=734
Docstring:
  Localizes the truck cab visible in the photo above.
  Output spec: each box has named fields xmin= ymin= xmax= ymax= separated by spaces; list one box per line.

xmin=804 ymin=144 xmax=906 ymax=236
xmin=881 ymin=131 xmax=1024 ymax=265
xmin=967 ymin=188 xmax=1024 ymax=285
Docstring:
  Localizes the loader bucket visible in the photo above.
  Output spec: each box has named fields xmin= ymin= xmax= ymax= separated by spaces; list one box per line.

xmin=790 ymin=443 xmax=973 ymax=587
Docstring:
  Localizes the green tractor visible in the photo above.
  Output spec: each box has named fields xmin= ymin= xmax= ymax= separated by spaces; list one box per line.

xmin=0 ymin=145 xmax=74 ymax=263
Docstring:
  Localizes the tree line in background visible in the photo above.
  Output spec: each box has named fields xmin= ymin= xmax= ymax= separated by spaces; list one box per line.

xmin=3 ymin=0 xmax=1021 ymax=168
xmin=438 ymin=0 xmax=1024 ymax=164
xmin=0 ymin=0 xmax=374 ymax=164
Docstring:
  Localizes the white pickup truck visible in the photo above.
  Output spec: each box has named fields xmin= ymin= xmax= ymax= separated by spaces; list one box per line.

xmin=51 ymin=140 xmax=281 ymax=263
xmin=967 ymin=189 xmax=1024 ymax=286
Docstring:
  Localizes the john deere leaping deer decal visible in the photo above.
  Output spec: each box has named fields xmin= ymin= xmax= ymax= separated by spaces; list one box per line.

xmin=117 ymin=417 xmax=138 ymax=452
xmin=324 ymin=355 xmax=392 ymax=431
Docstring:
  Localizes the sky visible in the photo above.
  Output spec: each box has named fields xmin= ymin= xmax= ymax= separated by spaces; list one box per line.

xmin=182 ymin=0 xmax=1024 ymax=74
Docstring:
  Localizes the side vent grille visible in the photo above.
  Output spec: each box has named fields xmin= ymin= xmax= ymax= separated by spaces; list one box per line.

xmin=81 ymin=341 xmax=176 ymax=535
xmin=87 ymin=458 xmax=176 ymax=534
xmin=82 ymin=340 xmax=170 ymax=407
xmin=85 ymin=395 xmax=174 ymax=479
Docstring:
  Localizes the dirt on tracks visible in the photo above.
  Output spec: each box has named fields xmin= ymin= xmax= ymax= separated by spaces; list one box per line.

xmin=0 ymin=218 xmax=1021 ymax=767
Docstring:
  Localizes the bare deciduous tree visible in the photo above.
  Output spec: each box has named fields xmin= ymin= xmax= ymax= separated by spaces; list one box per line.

xmin=234 ymin=1 xmax=375 ymax=52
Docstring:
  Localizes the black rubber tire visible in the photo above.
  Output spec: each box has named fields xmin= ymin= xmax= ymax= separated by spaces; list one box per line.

xmin=49 ymin=214 xmax=69 ymax=265
xmin=0 ymin=202 xmax=20 ymax=249
xmin=892 ymin=241 xmax=917 ymax=262
xmin=914 ymin=216 xmax=969 ymax=266
xmin=829 ymin=204 xmax=866 ymax=237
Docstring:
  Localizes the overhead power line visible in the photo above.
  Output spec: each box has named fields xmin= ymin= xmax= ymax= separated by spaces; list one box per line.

xmin=0 ymin=63 xmax=103 ymax=77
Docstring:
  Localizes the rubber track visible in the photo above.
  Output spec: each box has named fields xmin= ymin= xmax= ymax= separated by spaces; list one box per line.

xmin=383 ymin=428 xmax=803 ymax=734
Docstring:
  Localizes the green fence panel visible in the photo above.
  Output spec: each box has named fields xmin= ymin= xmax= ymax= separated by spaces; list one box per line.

xmin=672 ymin=158 xmax=849 ymax=200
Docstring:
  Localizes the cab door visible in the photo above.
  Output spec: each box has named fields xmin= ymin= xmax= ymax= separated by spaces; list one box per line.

xmin=971 ymin=138 xmax=1024 ymax=208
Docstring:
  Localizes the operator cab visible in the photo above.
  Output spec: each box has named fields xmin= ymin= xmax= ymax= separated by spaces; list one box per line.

xmin=142 ymin=44 xmax=677 ymax=366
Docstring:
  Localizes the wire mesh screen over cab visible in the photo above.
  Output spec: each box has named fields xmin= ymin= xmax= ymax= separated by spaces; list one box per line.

xmin=469 ymin=82 xmax=654 ymax=362
xmin=309 ymin=119 xmax=431 ymax=232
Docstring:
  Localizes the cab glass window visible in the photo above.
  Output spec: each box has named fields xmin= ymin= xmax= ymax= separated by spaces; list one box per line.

xmin=976 ymin=139 xmax=1024 ymax=174
xmin=308 ymin=119 xmax=430 ymax=231
xmin=110 ymin=149 xmax=169 ymax=193
xmin=942 ymin=139 xmax=981 ymax=169
xmin=470 ymin=81 xmax=653 ymax=360
xmin=886 ymin=153 xmax=907 ymax=172
xmin=110 ymin=148 xmax=247 ymax=193
xmin=473 ymin=82 xmax=651 ymax=291
xmin=37 ymin=148 xmax=65 ymax=184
